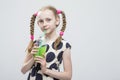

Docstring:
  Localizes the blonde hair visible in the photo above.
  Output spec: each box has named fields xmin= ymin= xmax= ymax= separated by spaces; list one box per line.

xmin=26 ymin=5 xmax=67 ymax=52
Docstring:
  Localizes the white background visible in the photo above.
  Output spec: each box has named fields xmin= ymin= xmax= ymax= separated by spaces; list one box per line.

xmin=0 ymin=0 xmax=120 ymax=80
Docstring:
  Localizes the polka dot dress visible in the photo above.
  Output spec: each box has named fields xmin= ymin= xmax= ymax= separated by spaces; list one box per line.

xmin=27 ymin=39 xmax=71 ymax=80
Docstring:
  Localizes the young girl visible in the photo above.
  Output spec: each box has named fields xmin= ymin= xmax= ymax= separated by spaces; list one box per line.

xmin=21 ymin=5 xmax=72 ymax=80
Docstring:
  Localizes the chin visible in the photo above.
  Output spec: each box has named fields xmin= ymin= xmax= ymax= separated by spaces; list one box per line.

xmin=46 ymin=31 xmax=52 ymax=35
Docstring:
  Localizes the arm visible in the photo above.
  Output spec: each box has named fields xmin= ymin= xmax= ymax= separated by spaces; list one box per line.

xmin=21 ymin=43 xmax=40 ymax=74
xmin=40 ymin=48 xmax=72 ymax=80
xmin=21 ymin=52 xmax=34 ymax=74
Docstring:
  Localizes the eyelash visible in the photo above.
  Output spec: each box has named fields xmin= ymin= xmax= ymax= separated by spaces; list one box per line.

xmin=46 ymin=18 xmax=51 ymax=22
xmin=39 ymin=20 xmax=43 ymax=23
xmin=38 ymin=18 xmax=51 ymax=23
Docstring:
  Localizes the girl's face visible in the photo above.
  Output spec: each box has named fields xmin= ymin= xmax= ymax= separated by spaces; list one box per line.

xmin=37 ymin=9 xmax=59 ymax=35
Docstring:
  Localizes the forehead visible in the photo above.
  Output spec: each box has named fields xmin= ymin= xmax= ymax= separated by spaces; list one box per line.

xmin=37 ymin=9 xmax=55 ymax=19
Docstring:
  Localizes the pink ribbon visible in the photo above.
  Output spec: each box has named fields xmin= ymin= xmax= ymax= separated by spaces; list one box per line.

xmin=57 ymin=10 xmax=62 ymax=14
xmin=34 ymin=12 xmax=38 ymax=16
xmin=30 ymin=35 xmax=34 ymax=40
xmin=60 ymin=31 xmax=64 ymax=36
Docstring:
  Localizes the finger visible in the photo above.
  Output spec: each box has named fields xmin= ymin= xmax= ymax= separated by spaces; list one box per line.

xmin=35 ymin=60 xmax=41 ymax=64
xmin=35 ymin=56 xmax=44 ymax=59
xmin=31 ymin=52 xmax=36 ymax=55
xmin=34 ymin=57 xmax=43 ymax=62
xmin=31 ymin=50 xmax=38 ymax=54
xmin=33 ymin=46 xmax=39 ymax=49
xmin=34 ymin=53 xmax=46 ymax=58
xmin=32 ymin=49 xmax=38 ymax=52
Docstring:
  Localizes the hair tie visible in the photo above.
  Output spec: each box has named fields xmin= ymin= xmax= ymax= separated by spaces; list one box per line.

xmin=34 ymin=11 xmax=41 ymax=16
xmin=30 ymin=35 xmax=34 ymax=40
xmin=60 ymin=31 xmax=64 ymax=36
xmin=57 ymin=10 xmax=62 ymax=14
xmin=34 ymin=12 xmax=38 ymax=16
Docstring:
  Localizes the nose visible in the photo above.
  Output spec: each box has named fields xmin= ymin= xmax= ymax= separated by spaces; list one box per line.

xmin=43 ymin=21 xmax=48 ymax=29
xmin=43 ymin=21 xmax=47 ymax=27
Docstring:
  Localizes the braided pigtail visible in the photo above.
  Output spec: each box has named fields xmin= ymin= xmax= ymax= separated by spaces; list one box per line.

xmin=26 ymin=14 xmax=36 ymax=53
xmin=54 ymin=11 xmax=66 ymax=50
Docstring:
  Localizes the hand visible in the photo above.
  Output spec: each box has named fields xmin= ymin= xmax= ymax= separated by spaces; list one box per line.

xmin=31 ymin=45 xmax=39 ymax=55
xmin=34 ymin=55 xmax=47 ymax=73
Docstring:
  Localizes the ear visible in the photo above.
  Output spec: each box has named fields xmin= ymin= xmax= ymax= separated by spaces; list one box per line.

xmin=56 ymin=16 xmax=60 ymax=26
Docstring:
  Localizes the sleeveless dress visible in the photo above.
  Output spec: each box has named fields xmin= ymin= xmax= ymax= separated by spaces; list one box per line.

xmin=27 ymin=38 xmax=71 ymax=80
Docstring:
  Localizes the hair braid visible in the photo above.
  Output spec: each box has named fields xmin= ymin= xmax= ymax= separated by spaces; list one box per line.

xmin=26 ymin=14 xmax=36 ymax=53
xmin=54 ymin=11 xmax=66 ymax=50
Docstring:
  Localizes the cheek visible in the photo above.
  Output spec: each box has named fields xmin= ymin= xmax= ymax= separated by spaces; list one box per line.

xmin=50 ymin=21 xmax=57 ymax=27
xmin=38 ymin=22 xmax=43 ymax=28
xmin=49 ymin=24 xmax=56 ymax=29
xmin=37 ymin=23 xmax=43 ymax=30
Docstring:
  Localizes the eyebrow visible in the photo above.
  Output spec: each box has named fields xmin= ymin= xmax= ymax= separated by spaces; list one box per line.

xmin=38 ymin=17 xmax=52 ymax=20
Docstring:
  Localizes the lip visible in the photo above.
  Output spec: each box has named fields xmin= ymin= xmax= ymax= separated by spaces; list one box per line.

xmin=44 ymin=26 xmax=49 ymax=29
xmin=44 ymin=28 xmax=49 ymax=30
